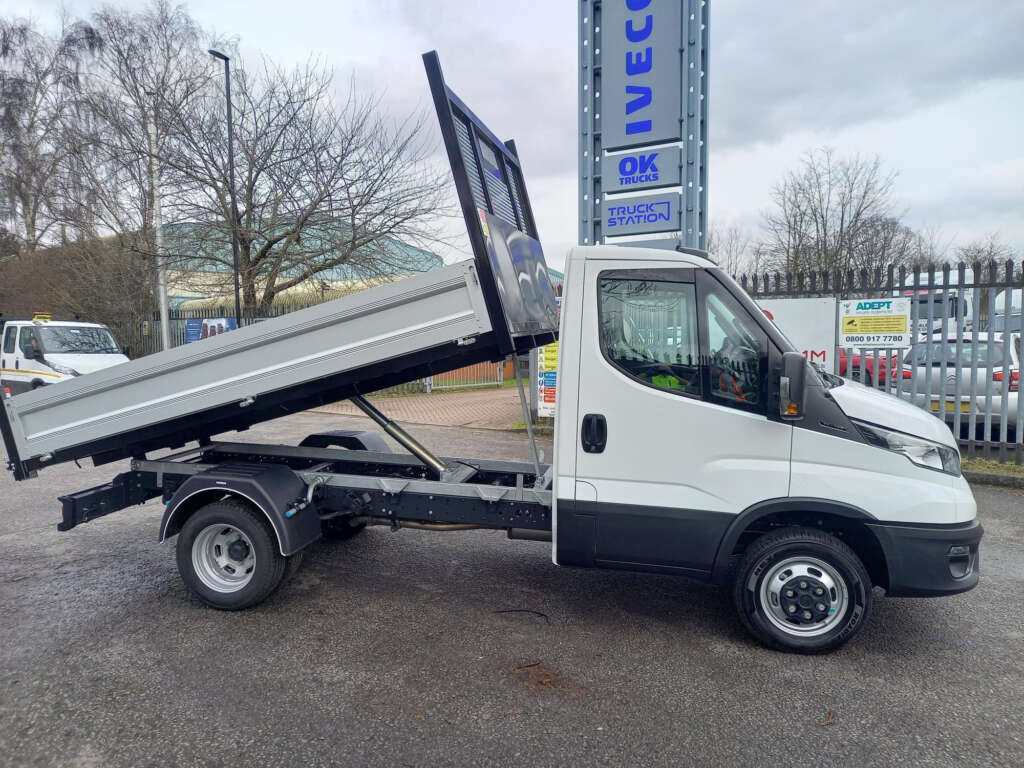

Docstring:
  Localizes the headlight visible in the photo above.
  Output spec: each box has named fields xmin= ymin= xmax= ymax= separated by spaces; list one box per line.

xmin=854 ymin=420 xmax=961 ymax=476
xmin=47 ymin=361 xmax=79 ymax=377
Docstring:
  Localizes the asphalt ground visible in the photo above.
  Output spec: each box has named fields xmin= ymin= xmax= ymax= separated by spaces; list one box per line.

xmin=1 ymin=411 xmax=1021 ymax=767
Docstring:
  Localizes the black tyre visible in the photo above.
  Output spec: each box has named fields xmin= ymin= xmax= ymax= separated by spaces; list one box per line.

xmin=321 ymin=516 xmax=366 ymax=541
xmin=176 ymin=499 xmax=286 ymax=610
xmin=733 ymin=527 xmax=872 ymax=653
xmin=283 ymin=551 xmax=304 ymax=581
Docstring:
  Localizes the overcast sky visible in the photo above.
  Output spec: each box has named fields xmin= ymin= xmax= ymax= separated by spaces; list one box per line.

xmin=9 ymin=0 xmax=1024 ymax=270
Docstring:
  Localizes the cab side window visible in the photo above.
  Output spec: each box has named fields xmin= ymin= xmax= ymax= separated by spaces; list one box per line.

xmin=2 ymin=327 xmax=15 ymax=355
xmin=599 ymin=276 xmax=701 ymax=398
xmin=702 ymin=285 xmax=766 ymax=410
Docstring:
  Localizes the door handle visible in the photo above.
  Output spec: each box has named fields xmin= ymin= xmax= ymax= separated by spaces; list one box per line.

xmin=581 ymin=413 xmax=607 ymax=453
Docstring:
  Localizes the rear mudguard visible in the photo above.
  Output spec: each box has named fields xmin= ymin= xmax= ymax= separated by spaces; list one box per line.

xmin=159 ymin=463 xmax=321 ymax=556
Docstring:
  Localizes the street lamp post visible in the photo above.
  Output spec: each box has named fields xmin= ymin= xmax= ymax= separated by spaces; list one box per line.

xmin=145 ymin=91 xmax=171 ymax=351
xmin=209 ymin=49 xmax=242 ymax=326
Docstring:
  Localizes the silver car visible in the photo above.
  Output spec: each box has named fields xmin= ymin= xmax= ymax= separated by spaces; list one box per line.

xmin=891 ymin=332 xmax=1021 ymax=429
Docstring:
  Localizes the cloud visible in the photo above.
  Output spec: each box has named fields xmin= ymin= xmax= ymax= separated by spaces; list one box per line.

xmin=8 ymin=0 xmax=1022 ymax=256
xmin=712 ymin=0 xmax=1024 ymax=149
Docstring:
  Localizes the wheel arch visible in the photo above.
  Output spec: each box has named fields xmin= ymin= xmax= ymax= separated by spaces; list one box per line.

xmin=712 ymin=498 xmax=890 ymax=591
xmin=159 ymin=465 xmax=321 ymax=556
xmin=160 ymin=488 xmax=284 ymax=553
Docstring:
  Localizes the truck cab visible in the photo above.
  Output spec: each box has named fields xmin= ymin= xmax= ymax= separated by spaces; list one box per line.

xmin=1 ymin=316 xmax=128 ymax=395
xmin=553 ymin=245 xmax=980 ymax=650
xmin=900 ymin=270 xmax=975 ymax=334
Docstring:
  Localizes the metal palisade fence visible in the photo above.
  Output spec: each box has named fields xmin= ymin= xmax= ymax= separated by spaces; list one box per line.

xmin=740 ymin=261 xmax=1024 ymax=463
xmin=122 ymin=303 xmax=504 ymax=395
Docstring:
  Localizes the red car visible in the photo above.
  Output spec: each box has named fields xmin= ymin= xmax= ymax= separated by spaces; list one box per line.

xmin=838 ymin=348 xmax=901 ymax=387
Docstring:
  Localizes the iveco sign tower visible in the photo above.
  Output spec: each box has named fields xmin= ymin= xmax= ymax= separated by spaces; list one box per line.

xmin=579 ymin=0 xmax=708 ymax=249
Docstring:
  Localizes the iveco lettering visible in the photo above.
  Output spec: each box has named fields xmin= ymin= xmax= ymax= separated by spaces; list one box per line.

xmin=624 ymin=0 xmax=655 ymax=136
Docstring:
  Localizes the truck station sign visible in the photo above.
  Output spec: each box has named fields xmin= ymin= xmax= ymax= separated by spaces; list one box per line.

xmin=602 ymin=191 xmax=682 ymax=235
xmin=840 ymin=298 xmax=912 ymax=348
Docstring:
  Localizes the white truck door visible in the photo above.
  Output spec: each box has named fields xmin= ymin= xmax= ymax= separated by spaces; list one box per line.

xmin=11 ymin=326 xmax=44 ymax=392
xmin=559 ymin=261 xmax=792 ymax=575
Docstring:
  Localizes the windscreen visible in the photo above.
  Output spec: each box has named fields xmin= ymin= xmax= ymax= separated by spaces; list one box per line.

xmin=909 ymin=294 xmax=969 ymax=322
xmin=38 ymin=326 xmax=118 ymax=354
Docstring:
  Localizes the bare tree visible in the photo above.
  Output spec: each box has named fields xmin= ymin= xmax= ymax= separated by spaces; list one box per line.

xmin=160 ymin=59 xmax=447 ymax=311
xmin=904 ymin=224 xmax=952 ymax=270
xmin=956 ymin=232 xmax=1014 ymax=265
xmin=3 ymin=1 xmax=449 ymax=321
xmin=61 ymin=3 xmax=212 ymax=260
xmin=847 ymin=215 xmax=919 ymax=274
xmin=0 ymin=16 xmax=100 ymax=252
xmin=760 ymin=148 xmax=902 ymax=274
xmin=706 ymin=220 xmax=753 ymax=276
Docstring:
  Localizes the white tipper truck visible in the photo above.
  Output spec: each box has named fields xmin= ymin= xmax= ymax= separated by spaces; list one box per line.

xmin=0 ymin=52 xmax=980 ymax=653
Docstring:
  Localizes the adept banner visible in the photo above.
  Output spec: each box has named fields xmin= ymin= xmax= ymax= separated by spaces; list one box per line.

xmin=840 ymin=299 xmax=911 ymax=348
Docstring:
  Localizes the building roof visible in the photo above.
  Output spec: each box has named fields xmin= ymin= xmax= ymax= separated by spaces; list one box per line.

xmin=162 ymin=222 xmax=442 ymax=282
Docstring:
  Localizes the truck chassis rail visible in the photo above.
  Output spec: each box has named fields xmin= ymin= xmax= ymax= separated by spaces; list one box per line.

xmin=59 ymin=441 xmax=553 ymax=536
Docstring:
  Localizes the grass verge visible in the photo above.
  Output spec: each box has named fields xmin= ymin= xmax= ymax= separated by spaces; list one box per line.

xmin=962 ymin=457 xmax=1024 ymax=477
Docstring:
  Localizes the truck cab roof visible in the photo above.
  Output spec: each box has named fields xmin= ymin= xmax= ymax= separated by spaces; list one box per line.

xmin=568 ymin=245 xmax=716 ymax=269
xmin=6 ymin=319 xmax=107 ymax=328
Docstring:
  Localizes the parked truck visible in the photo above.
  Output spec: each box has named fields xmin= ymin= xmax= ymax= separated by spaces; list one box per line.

xmin=1 ymin=314 xmax=129 ymax=394
xmin=0 ymin=53 xmax=981 ymax=653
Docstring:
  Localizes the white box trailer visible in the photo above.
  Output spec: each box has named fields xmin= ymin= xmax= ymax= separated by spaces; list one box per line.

xmin=0 ymin=51 xmax=982 ymax=654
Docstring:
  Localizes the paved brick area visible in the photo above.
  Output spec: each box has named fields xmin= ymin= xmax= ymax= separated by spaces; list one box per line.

xmin=314 ymin=386 xmax=527 ymax=429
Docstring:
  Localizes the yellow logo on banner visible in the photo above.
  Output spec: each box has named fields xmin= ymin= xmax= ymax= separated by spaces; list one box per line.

xmin=842 ymin=316 xmax=907 ymax=334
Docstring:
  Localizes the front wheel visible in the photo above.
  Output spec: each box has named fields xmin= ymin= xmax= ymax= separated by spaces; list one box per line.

xmin=733 ymin=527 xmax=872 ymax=653
xmin=176 ymin=499 xmax=287 ymax=610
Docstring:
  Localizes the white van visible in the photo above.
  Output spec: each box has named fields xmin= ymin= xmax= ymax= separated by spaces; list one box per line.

xmin=0 ymin=316 xmax=129 ymax=395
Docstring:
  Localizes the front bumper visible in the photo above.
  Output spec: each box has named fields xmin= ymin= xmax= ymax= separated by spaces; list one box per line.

xmin=867 ymin=519 xmax=982 ymax=597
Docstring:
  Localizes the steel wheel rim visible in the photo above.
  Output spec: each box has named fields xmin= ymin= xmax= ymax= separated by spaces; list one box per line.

xmin=758 ymin=556 xmax=849 ymax=638
xmin=191 ymin=524 xmax=256 ymax=593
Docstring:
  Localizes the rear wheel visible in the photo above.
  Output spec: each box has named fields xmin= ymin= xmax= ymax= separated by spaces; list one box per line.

xmin=733 ymin=527 xmax=872 ymax=653
xmin=176 ymin=499 xmax=286 ymax=610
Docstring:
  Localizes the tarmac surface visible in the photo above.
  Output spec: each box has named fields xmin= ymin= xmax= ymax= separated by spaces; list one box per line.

xmin=1 ymin=411 xmax=1021 ymax=767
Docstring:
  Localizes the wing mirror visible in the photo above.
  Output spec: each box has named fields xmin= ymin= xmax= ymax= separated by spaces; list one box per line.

xmin=779 ymin=351 xmax=807 ymax=421
xmin=24 ymin=342 xmax=43 ymax=362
